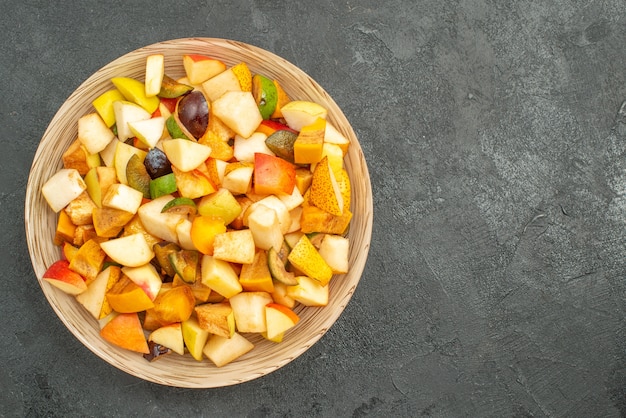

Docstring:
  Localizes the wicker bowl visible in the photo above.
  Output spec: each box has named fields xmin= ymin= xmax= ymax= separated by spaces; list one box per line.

xmin=25 ymin=38 xmax=373 ymax=388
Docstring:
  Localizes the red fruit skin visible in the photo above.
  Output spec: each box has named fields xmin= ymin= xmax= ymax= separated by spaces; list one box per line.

xmin=253 ymin=153 xmax=296 ymax=195
xmin=43 ymin=259 xmax=86 ymax=283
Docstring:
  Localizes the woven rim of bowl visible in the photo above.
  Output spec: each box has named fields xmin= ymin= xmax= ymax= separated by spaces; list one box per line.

xmin=24 ymin=37 xmax=373 ymax=388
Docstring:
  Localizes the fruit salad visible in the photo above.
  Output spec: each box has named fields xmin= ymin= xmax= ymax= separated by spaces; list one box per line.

xmin=40 ymin=52 xmax=352 ymax=367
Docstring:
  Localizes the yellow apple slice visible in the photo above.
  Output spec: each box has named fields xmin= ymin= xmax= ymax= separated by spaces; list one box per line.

xmin=111 ymin=77 xmax=160 ymax=114
xmin=162 ymin=138 xmax=212 ymax=172
xmin=229 ymin=291 xmax=273 ymax=333
xmin=317 ymin=234 xmax=349 ymax=274
xmin=92 ymin=89 xmax=125 ymax=127
xmin=200 ymin=254 xmax=242 ymax=299
xmin=99 ymin=233 xmax=155 ymax=267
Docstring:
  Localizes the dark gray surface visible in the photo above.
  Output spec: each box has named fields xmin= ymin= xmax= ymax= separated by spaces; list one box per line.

xmin=2 ymin=1 xmax=624 ymax=417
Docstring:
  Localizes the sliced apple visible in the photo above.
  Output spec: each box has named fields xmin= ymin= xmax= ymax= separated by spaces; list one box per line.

xmin=229 ymin=291 xmax=273 ymax=333
xmin=75 ymin=265 xmax=121 ymax=319
xmin=286 ymin=275 xmax=329 ymax=307
xmin=246 ymin=195 xmax=291 ymax=234
xmin=221 ymin=162 xmax=253 ymax=195
xmin=111 ymin=77 xmax=160 ymax=114
xmin=128 ymin=116 xmax=165 ymax=148
xmin=324 ymin=121 xmax=351 ymax=154
xmin=265 ymin=303 xmax=300 ymax=340
xmin=144 ymin=54 xmax=164 ymax=97
xmin=211 ymin=91 xmax=262 ymax=138
xmin=246 ymin=204 xmax=283 ymax=252
xmin=92 ymin=89 xmax=125 ymax=127
xmin=317 ymin=234 xmax=349 ymax=274
xmin=77 ymin=112 xmax=115 ymax=155
xmin=149 ymin=323 xmax=185 ymax=356
xmin=161 ymin=138 xmax=212 ymax=172
xmin=137 ymin=195 xmax=187 ymax=243
xmin=112 ymin=100 xmax=152 ymax=142
xmin=101 ymin=183 xmax=144 ymax=214
xmin=99 ymin=233 xmax=155 ymax=267
xmin=183 ymin=54 xmax=226 ymax=85
xmin=202 ymin=332 xmax=254 ymax=367
xmin=41 ymin=168 xmax=87 ymax=212
xmin=121 ymin=263 xmax=162 ymax=301
xmin=84 ymin=166 xmax=117 ymax=208
xmin=201 ymin=68 xmax=241 ymax=102
xmin=200 ymin=254 xmax=242 ymax=299
xmin=42 ymin=259 xmax=87 ymax=295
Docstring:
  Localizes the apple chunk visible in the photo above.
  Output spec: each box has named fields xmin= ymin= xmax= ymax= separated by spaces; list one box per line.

xmin=162 ymin=138 xmax=212 ymax=172
xmin=99 ymin=233 xmax=155 ymax=267
xmin=211 ymin=91 xmax=262 ymax=139
xmin=229 ymin=291 xmax=273 ymax=333
xmin=149 ymin=323 xmax=184 ymax=356
xmin=202 ymin=332 xmax=254 ymax=367
xmin=41 ymin=168 xmax=87 ymax=213
xmin=265 ymin=303 xmax=300 ymax=340
xmin=42 ymin=259 xmax=87 ymax=295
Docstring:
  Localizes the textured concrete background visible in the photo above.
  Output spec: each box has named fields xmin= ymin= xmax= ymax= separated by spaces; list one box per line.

xmin=1 ymin=1 xmax=625 ymax=416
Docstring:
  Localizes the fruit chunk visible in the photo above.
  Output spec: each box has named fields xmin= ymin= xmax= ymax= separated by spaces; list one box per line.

xmin=54 ymin=210 xmax=76 ymax=245
xmin=267 ymin=246 xmax=297 ymax=285
xmin=143 ymin=147 xmax=172 ymax=179
xmin=299 ymin=205 xmax=352 ymax=235
xmin=246 ymin=204 xmax=283 ymax=252
xmin=137 ymin=195 xmax=187 ymax=243
xmin=200 ymin=255 xmax=242 ymax=298
xmin=182 ymin=316 xmax=210 ymax=361
xmin=280 ymin=100 xmax=328 ymax=131
xmin=78 ymin=113 xmax=115 ymax=155
xmin=111 ymin=77 xmax=160 ymax=114
xmin=149 ymin=173 xmax=178 ymax=199
xmin=106 ymin=275 xmax=155 ymax=313
xmin=101 ymin=183 xmax=144 ymax=214
xmin=286 ymin=275 xmax=329 ymax=306
xmin=294 ymin=117 xmax=325 ymax=164
xmin=99 ymin=233 xmax=155 ymax=267
xmin=270 ymin=79 xmax=291 ymax=119
xmin=183 ymin=54 xmax=226 ymax=85
xmin=100 ymin=312 xmax=150 ymax=354
xmin=265 ymin=129 xmax=298 ymax=163
xmin=114 ymin=140 xmax=148 ymax=185
xmin=253 ymin=152 xmax=296 ymax=195
xmin=159 ymin=75 xmax=193 ymax=98
xmin=171 ymin=165 xmax=216 ymax=199
xmin=265 ymin=303 xmax=300 ymax=340
xmin=68 ymin=239 xmax=106 ymax=283
xmin=129 ymin=116 xmax=165 ymax=148
xmin=151 ymin=285 xmax=195 ymax=324
xmin=239 ymin=250 xmax=274 ymax=293
xmin=121 ymin=263 xmax=162 ymax=300
xmin=202 ymin=332 xmax=254 ymax=367
xmin=177 ymin=90 xmax=210 ymax=139
xmin=201 ymin=68 xmax=242 ymax=102
xmin=112 ymin=100 xmax=152 ymax=142
xmin=144 ymin=54 xmax=164 ymax=97
xmin=212 ymin=229 xmax=256 ymax=265
xmin=190 ymin=216 xmax=226 ymax=255
xmin=211 ymin=91 xmax=263 ymax=138
xmin=221 ymin=162 xmax=254 ymax=195
xmin=251 ymin=74 xmax=278 ymax=120
xmin=84 ymin=166 xmax=117 ymax=208
xmin=42 ymin=259 xmax=87 ymax=295
xmin=309 ymin=156 xmax=344 ymax=216
xmin=233 ymin=132 xmax=273 ymax=163
xmin=317 ymin=234 xmax=350 ymax=274
xmin=76 ymin=265 xmax=121 ymax=319
xmin=92 ymin=207 xmax=135 ymax=238
xmin=168 ymin=249 xmax=200 ymax=284
xmin=287 ymin=234 xmax=333 ymax=286
xmin=162 ymin=138 xmax=212 ymax=172
xmin=197 ymin=188 xmax=242 ymax=225
xmin=92 ymin=89 xmax=125 ymax=127
xmin=194 ymin=302 xmax=235 ymax=338
xmin=41 ymin=169 xmax=87 ymax=212
xmin=149 ymin=323 xmax=184 ymax=356
xmin=229 ymin=291 xmax=273 ymax=333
